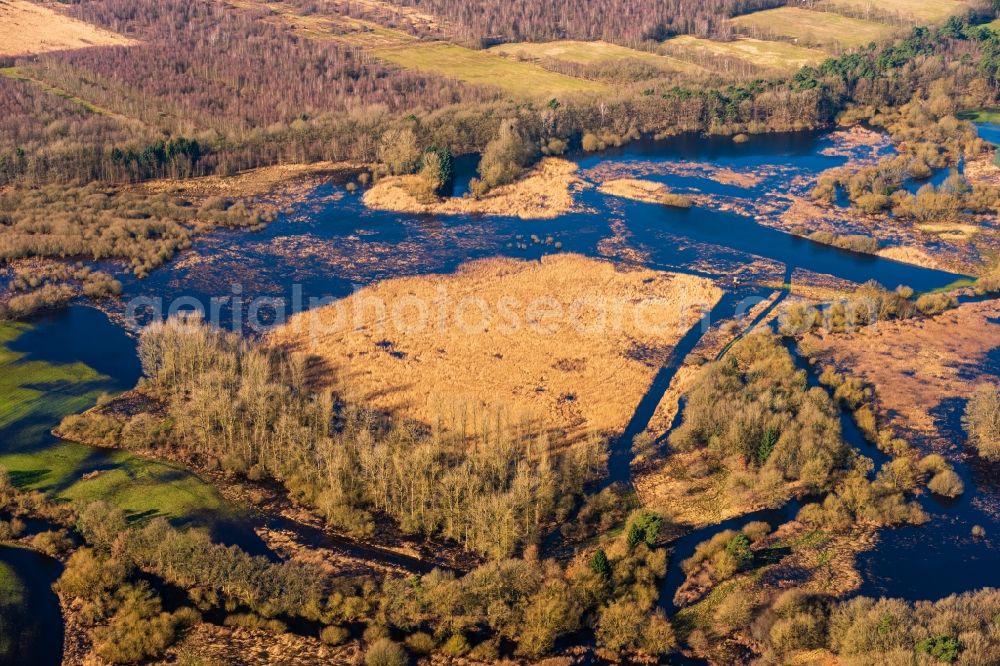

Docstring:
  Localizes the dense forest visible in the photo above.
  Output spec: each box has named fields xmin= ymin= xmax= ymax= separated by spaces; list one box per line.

xmin=2 ymin=0 xmax=492 ymax=185
xmin=349 ymin=0 xmax=787 ymax=45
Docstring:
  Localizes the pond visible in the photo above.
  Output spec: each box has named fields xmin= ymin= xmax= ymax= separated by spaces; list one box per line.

xmin=975 ymin=121 xmax=1000 ymax=146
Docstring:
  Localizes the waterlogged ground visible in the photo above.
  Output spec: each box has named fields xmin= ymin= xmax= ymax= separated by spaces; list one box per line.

xmin=110 ymin=128 xmax=966 ymax=331
xmin=0 ymin=309 xmax=229 ymax=527
xmin=802 ymin=302 xmax=1000 ymax=600
xmin=0 ymin=307 xmax=274 ymax=665
xmin=1 ymin=127 xmax=995 ymax=662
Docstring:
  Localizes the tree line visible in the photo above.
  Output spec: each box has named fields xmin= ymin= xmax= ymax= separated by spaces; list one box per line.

xmin=59 ymin=316 xmax=605 ymax=560
xmin=1 ymin=469 xmax=676 ymax=663
xmin=7 ymin=1 xmax=998 ymax=189
xmin=375 ymin=0 xmax=786 ymax=46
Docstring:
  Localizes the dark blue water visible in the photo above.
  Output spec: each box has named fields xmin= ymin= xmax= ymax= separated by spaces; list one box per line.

xmin=105 ymin=128 xmax=979 ymax=608
xmin=3 ymin=127 xmax=989 ymax=663
xmin=114 ymin=129 xmax=965 ymax=332
xmin=0 ymin=546 xmax=63 ymax=666
xmin=855 ymin=346 xmax=1000 ymax=600
xmin=7 ymin=305 xmax=141 ymax=390
xmin=656 ymin=338 xmax=892 ymax=614
xmin=975 ymin=121 xmax=1000 ymax=146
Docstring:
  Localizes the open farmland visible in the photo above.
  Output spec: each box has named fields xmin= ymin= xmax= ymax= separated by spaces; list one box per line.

xmin=374 ymin=42 xmax=609 ymax=97
xmin=489 ymin=40 xmax=702 ymax=74
xmin=730 ymin=6 xmax=898 ymax=50
xmin=818 ymin=0 xmax=970 ymax=25
xmin=225 ymin=0 xmax=418 ymax=47
xmin=664 ymin=35 xmax=827 ymax=73
xmin=0 ymin=0 xmax=136 ymax=57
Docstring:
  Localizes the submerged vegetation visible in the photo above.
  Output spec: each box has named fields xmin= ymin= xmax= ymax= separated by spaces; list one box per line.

xmin=0 ymin=183 xmax=272 ymax=319
xmin=0 ymin=185 xmax=268 ymax=277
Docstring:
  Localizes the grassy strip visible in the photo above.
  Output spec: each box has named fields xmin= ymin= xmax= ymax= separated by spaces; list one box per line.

xmin=489 ymin=39 xmax=702 ymax=73
xmin=958 ymin=108 xmax=1000 ymax=123
xmin=729 ymin=7 xmax=897 ymax=50
xmin=374 ymin=42 xmax=609 ymax=98
xmin=665 ymin=35 xmax=826 ymax=72
xmin=820 ymin=0 xmax=966 ymax=25
xmin=0 ymin=321 xmax=223 ymax=523
xmin=0 ymin=66 xmax=143 ymax=127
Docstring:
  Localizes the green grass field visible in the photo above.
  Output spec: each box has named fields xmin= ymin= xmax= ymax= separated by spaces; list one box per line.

xmin=489 ymin=40 xmax=703 ymax=74
xmin=665 ymin=35 xmax=827 ymax=73
xmin=819 ymin=0 xmax=968 ymax=25
xmin=0 ymin=320 xmax=223 ymax=524
xmin=729 ymin=7 xmax=898 ymax=50
xmin=959 ymin=108 xmax=1000 ymax=123
xmin=375 ymin=42 xmax=609 ymax=98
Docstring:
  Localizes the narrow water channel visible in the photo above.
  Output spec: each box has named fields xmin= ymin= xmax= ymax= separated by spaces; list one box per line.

xmin=654 ymin=336 xmax=893 ymax=616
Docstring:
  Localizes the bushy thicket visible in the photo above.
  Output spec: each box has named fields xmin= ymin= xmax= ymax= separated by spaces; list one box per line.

xmin=806 ymin=231 xmax=880 ymax=255
xmin=818 ymin=365 xmax=963 ymax=500
xmin=60 ymin=316 xmax=605 ymax=559
xmin=964 ymin=383 xmax=1000 ymax=461
xmin=723 ymin=585 xmax=1000 ymax=664
xmin=2 ymin=461 xmax=675 ymax=663
xmin=0 ymin=262 xmax=121 ymax=321
xmin=682 ymin=524 xmax=764 ymax=585
xmin=470 ymin=119 xmax=536 ymax=196
xmin=669 ymin=332 xmax=852 ymax=500
xmin=813 ymin=93 xmax=1000 ymax=221
xmin=824 ymin=590 xmax=1000 ymax=664
xmin=796 ymin=464 xmax=928 ymax=531
xmin=780 ymin=282 xmax=919 ymax=335
xmin=0 ymin=184 xmax=268 ymax=279
xmin=57 ymin=549 xmax=199 ymax=665
xmin=63 ymin=498 xmax=674 ymax=661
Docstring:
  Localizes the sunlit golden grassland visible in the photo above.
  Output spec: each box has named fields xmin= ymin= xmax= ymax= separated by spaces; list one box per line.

xmin=271 ymin=254 xmax=723 ymax=439
xmin=819 ymin=0 xmax=970 ymax=25
xmin=374 ymin=42 xmax=609 ymax=98
xmin=664 ymin=35 xmax=827 ymax=73
xmin=729 ymin=7 xmax=898 ymax=50
xmin=489 ymin=39 xmax=703 ymax=73
xmin=0 ymin=0 xmax=136 ymax=58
